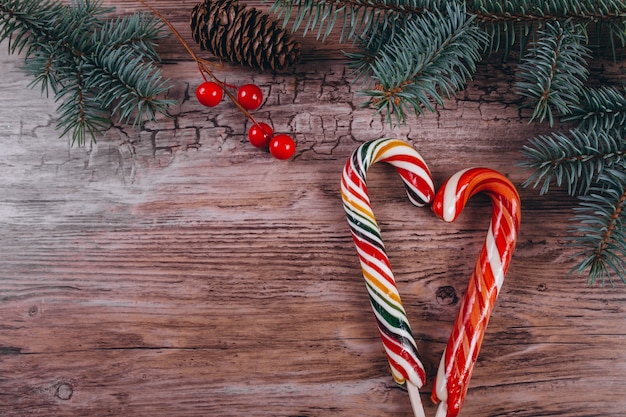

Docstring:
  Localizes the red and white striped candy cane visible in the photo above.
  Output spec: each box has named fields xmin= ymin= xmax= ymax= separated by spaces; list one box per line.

xmin=430 ymin=167 xmax=521 ymax=417
xmin=341 ymin=138 xmax=435 ymax=416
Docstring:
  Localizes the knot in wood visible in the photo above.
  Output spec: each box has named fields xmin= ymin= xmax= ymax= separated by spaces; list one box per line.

xmin=55 ymin=382 xmax=74 ymax=400
xmin=435 ymin=285 xmax=459 ymax=306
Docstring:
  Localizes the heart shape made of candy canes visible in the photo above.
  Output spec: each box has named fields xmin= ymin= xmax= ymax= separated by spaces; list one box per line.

xmin=340 ymin=138 xmax=521 ymax=417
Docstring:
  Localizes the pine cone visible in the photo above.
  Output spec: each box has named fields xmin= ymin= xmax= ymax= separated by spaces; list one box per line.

xmin=190 ymin=0 xmax=301 ymax=72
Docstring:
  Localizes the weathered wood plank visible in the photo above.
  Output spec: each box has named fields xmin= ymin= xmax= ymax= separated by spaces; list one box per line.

xmin=1 ymin=9 xmax=626 ymax=416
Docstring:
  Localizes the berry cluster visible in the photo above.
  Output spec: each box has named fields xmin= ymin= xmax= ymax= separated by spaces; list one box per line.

xmin=195 ymin=80 xmax=295 ymax=160
xmin=134 ymin=0 xmax=296 ymax=161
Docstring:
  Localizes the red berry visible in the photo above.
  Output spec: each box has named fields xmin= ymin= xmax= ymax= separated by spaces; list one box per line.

xmin=248 ymin=123 xmax=274 ymax=148
xmin=196 ymin=81 xmax=223 ymax=107
xmin=269 ymin=134 xmax=295 ymax=160
xmin=237 ymin=84 xmax=263 ymax=110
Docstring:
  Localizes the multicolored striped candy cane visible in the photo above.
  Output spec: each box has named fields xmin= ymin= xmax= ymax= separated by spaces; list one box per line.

xmin=430 ymin=168 xmax=521 ymax=417
xmin=341 ymin=138 xmax=435 ymax=417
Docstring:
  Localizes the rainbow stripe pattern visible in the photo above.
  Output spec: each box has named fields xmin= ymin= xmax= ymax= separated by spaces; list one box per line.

xmin=340 ymin=138 xmax=435 ymax=389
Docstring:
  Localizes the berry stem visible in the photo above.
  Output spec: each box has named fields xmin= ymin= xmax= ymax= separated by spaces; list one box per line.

xmin=134 ymin=0 xmax=259 ymax=125
xmin=221 ymin=81 xmax=238 ymax=90
xmin=197 ymin=65 xmax=208 ymax=82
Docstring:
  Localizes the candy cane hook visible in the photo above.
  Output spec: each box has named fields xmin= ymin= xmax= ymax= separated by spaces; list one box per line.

xmin=430 ymin=168 xmax=521 ymax=417
xmin=341 ymin=138 xmax=435 ymax=416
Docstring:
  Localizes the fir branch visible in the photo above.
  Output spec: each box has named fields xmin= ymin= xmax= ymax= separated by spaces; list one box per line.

xmin=515 ymin=21 xmax=591 ymax=126
xmin=55 ymin=66 xmax=110 ymax=146
xmin=94 ymin=12 xmax=166 ymax=62
xmin=272 ymin=0 xmax=626 ymax=52
xmin=520 ymin=128 xmax=626 ymax=195
xmin=470 ymin=0 xmax=626 ymax=55
xmin=23 ymin=42 xmax=60 ymax=95
xmin=357 ymin=3 xmax=486 ymax=125
xmin=85 ymin=43 xmax=172 ymax=126
xmin=0 ymin=0 xmax=174 ymax=145
xmin=270 ymin=0 xmax=446 ymax=42
xmin=570 ymin=167 xmax=626 ymax=286
xmin=563 ymin=86 xmax=626 ymax=131
xmin=469 ymin=0 xmax=626 ymax=24
xmin=0 ymin=0 xmax=64 ymax=54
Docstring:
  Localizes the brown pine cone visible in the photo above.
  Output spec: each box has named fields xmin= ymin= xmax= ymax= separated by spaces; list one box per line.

xmin=190 ymin=0 xmax=301 ymax=72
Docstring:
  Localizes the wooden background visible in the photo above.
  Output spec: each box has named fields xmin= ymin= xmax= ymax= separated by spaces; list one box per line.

xmin=1 ymin=1 xmax=625 ymax=416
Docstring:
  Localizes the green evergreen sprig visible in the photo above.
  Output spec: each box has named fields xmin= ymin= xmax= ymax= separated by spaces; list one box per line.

xmin=350 ymin=4 xmax=486 ymax=124
xmin=564 ymin=86 xmax=626 ymax=131
xmin=520 ymin=122 xmax=625 ymax=284
xmin=271 ymin=0 xmax=442 ymax=43
xmin=570 ymin=168 xmax=626 ymax=286
xmin=515 ymin=21 xmax=591 ymax=125
xmin=272 ymin=0 xmax=626 ymax=126
xmin=469 ymin=0 xmax=626 ymax=56
xmin=520 ymin=129 xmax=626 ymax=196
xmin=0 ymin=0 xmax=174 ymax=145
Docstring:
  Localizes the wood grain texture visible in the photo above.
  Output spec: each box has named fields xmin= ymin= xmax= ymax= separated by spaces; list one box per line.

xmin=1 ymin=2 xmax=626 ymax=415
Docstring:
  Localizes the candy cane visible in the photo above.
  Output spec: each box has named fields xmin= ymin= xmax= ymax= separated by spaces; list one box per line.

xmin=341 ymin=138 xmax=435 ymax=417
xmin=430 ymin=168 xmax=521 ymax=417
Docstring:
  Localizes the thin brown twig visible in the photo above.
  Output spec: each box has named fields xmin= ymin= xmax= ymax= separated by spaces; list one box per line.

xmin=595 ymin=187 xmax=626 ymax=259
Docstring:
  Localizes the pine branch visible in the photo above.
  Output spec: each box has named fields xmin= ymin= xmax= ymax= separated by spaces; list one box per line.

xmin=515 ymin=21 xmax=591 ymax=126
xmin=55 ymin=66 xmax=111 ymax=146
xmin=0 ymin=0 xmax=71 ymax=54
xmin=570 ymin=167 xmax=626 ymax=286
xmin=94 ymin=12 xmax=166 ymax=62
xmin=18 ymin=0 xmax=111 ymax=95
xmin=469 ymin=0 xmax=626 ymax=55
xmin=469 ymin=0 xmax=626 ymax=23
xmin=273 ymin=0 xmax=625 ymax=129
xmin=272 ymin=0 xmax=626 ymax=52
xmin=23 ymin=42 xmax=59 ymax=95
xmin=520 ymin=128 xmax=626 ymax=195
xmin=352 ymin=3 xmax=486 ymax=125
xmin=563 ymin=86 xmax=626 ymax=131
xmin=85 ymin=43 xmax=172 ymax=127
xmin=0 ymin=0 xmax=174 ymax=145
xmin=270 ymin=0 xmax=444 ymax=42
